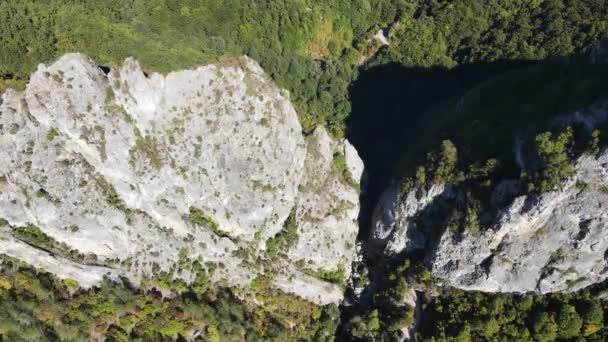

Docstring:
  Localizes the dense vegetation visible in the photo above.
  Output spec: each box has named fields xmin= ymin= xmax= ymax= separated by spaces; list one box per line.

xmin=2 ymin=0 xmax=608 ymax=134
xmin=3 ymin=0 xmax=608 ymax=341
xmin=344 ymin=248 xmax=608 ymax=341
xmin=418 ymin=286 xmax=608 ymax=341
xmin=0 ymin=255 xmax=338 ymax=341
xmin=371 ymin=0 xmax=608 ymax=67
xmin=343 ymin=255 xmax=433 ymax=341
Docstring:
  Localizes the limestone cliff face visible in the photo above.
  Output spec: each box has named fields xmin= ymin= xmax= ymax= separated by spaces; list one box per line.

xmin=373 ymin=150 xmax=608 ymax=294
xmin=0 ymin=54 xmax=362 ymax=305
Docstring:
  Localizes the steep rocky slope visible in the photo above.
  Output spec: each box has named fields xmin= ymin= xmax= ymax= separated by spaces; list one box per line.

xmin=372 ymin=149 xmax=608 ymax=295
xmin=0 ymin=54 xmax=362 ymax=305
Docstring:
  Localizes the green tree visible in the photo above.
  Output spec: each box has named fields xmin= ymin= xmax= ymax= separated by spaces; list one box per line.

xmin=532 ymin=311 xmax=559 ymax=342
xmin=580 ymin=299 xmax=604 ymax=336
xmin=428 ymin=140 xmax=459 ymax=185
xmin=556 ymin=304 xmax=583 ymax=339
xmin=533 ymin=128 xmax=574 ymax=192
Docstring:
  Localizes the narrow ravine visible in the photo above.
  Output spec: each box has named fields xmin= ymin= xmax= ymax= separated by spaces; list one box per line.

xmin=336 ymin=59 xmax=540 ymax=340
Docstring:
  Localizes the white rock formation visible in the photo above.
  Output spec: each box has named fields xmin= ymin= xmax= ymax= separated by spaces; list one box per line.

xmin=0 ymin=53 xmax=362 ymax=305
xmin=373 ymin=150 xmax=608 ymax=294
xmin=289 ymin=128 xmax=362 ymax=275
xmin=371 ymin=183 xmax=449 ymax=254
xmin=373 ymin=29 xmax=390 ymax=46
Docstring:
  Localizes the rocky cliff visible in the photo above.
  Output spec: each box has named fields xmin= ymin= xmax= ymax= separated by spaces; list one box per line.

xmin=0 ymin=54 xmax=362 ymax=305
xmin=373 ymin=150 xmax=608 ymax=294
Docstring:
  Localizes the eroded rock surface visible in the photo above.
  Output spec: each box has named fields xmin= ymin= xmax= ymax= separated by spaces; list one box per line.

xmin=373 ymin=151 xmax=608 ymax=294
xmin=289 ymin=128 xmax=362 ymax=275
xmin=0 ymin=53 xmax=362 ymax=304
xmin=371 ymin=183 xmax=451 ymax=255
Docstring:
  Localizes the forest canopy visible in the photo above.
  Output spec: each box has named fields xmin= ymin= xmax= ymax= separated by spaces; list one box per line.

xmin=1 ymin=0 xmax=607 ymax=133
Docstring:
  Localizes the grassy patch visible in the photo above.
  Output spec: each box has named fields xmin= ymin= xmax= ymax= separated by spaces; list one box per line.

xmin=46 ymin=127 xmax=59 ymax=141
xmin=332 ymin=151 xmax=358 ymax=189
xmin=0 ymin=78 xmax=26 ymax=94
xmin=302 ymin=263 xmax=346 ymax=289
xmin=65 ymin=224 xmax=79 ymax=233
xmin=188 ymin=207 xmax=228 ymax=239
xmin=11 ymin=224 xmax=94 ymax=264
xmin=576 ymin=181 xmax=590 ymax=192
xmin=62 ymin=278 xmax=80 ymax=289
xmin=95 ymin=177 xmax=128 ymax=212
xmin=133 ymin=128 xmax=163 ymax=169
xmin=265 ymin=208 xmax=298 ymax=258
xmin=316 ymin=266 xmax=345 ymax=285
xmin=188 ymin=207 xmax=219 ymax=230
xmin=12 ymin=224 xmax=54 ymax=250
xmin=104 ymin=86 xmax=115 ymax=105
